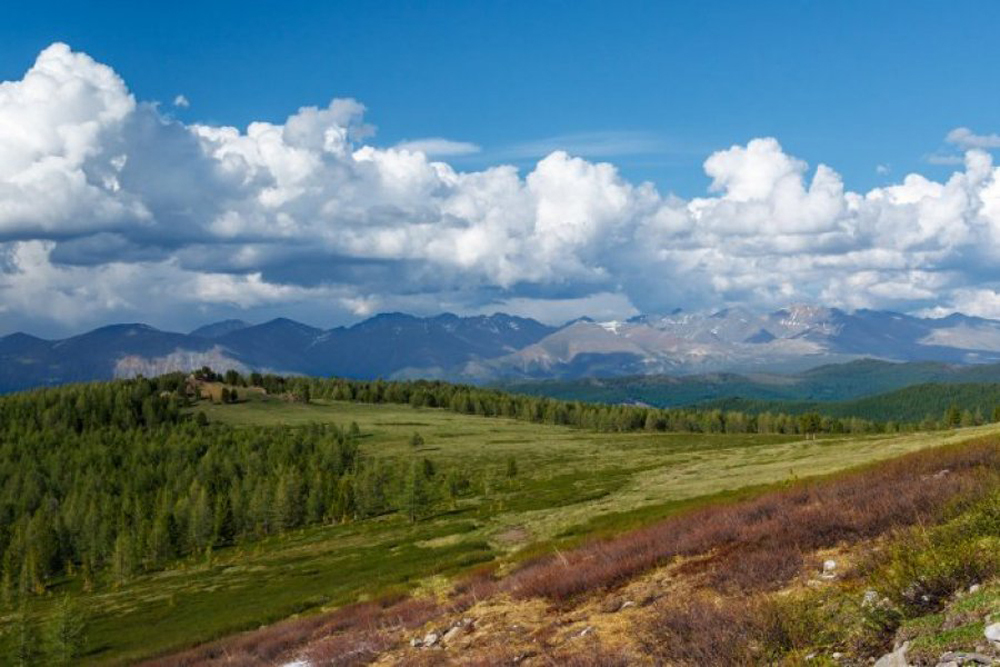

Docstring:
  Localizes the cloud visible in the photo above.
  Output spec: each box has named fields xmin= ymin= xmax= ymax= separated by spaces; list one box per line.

xmin=925 ymin=153 xmax=965 ymax=166
xmin=947 ymin=126 xmax=1000 ymax=150
xmin=497 ymin=131 xmax=669 ymax=161
xmin=173 ymin=94 xmax=190 ymax=108
xmin=393 ymin=138 xmax=481 ymax=156
xmin=876 ymin=164 xmax=890 ymax=175
xmin=4 ymin=43 xmax=1000 ymax=336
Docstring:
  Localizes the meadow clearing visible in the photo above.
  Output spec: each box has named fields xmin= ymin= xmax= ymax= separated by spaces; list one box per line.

xmin=6 ymin=393 xmax=998 ymax=664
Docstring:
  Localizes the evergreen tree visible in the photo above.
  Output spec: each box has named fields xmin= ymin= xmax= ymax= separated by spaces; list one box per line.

xmin=945 ymin=403 xmax=962 ymax=428
xmin=187 ymin=484 xmax=214 ymax=551
xmin=401 ymin=459 xmax=430 ymax=523
xmin=111 ymin=532 xmax=135 ymax=587
xmin=409 ymin=431 xmax=424 ymax=448
xmin=212 ymin=495 xmax=236 ymax=546
xmin=273 ymin=470 xmax=303 ymax=532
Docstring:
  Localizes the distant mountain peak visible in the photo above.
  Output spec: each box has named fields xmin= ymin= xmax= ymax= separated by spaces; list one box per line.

xmin=190 ymin=319 xmax=251 ymax=338
xmin=10 ymin=306 xmax=1000 ymax=394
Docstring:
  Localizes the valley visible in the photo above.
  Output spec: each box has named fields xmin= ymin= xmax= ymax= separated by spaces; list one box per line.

xmin=2 ymin=380 xmax=998 ymax=664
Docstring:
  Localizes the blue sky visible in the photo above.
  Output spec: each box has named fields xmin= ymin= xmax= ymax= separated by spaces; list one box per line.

xmin=4 ymin=1 xmax=996 ymax=195
xmin=3 ymin=2 xmax=1000 ymax=335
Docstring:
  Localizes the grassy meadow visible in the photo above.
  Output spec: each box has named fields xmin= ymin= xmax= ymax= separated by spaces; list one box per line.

xmin=5 ymin=392 xmax=999 ymax=665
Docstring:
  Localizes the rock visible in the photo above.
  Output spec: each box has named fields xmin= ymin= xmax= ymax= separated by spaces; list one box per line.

xmin=863 ymin=590 xmax=880 ymax=606
xmin=936 ymin=652 xmax=993 ymax=665
xmin=620 ymin=600 xmax=636 ymax=610
xmin=832 ymin=652 xmax=843 ymax=659
xmin=442 ymin=625 xmax=464 ymax=644
xmin=874 ymin=642 xmax=909 ymax=667
xmin=985 ymin=622 xmax=1000 ymax=647
xmin=422 ymin=631 xmax=439 ymax=647
xmin=969 ymin=584 xmax=981 ymax=594
xmin=410 ymin=637 xmax=422 ymax=647
xmin=823 ymin=559 xmax=837 ymax=572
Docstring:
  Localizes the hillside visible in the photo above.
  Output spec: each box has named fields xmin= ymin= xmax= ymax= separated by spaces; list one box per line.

xmin=700 ymin=382 xmax=1000 ymax=424
xmin=2 ymin=374 xmax=995 ymax=664
xmin=151 ymin=432 xmax=1000 ymax=667
xmin=503 ymin=359 xmax=1000 ymax=408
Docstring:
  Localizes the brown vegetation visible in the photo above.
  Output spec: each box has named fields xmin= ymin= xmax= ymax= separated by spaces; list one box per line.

xmin=505 ymin=438 xmax=999 ymax=601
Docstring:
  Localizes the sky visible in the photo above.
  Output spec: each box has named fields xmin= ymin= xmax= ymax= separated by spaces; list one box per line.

xmin=3 ymin=1 xmax=1000 ymax=336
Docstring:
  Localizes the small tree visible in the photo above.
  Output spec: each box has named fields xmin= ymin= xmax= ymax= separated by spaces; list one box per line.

xmin=506 ymin=456 xmax=518 ymax=478
xmin=401 ymin=460 xmax=430 ymax=523
xmin=46 ymin=594 xmax=86 ymax=665
xmin=409 ymin=432 xmax=424 ymax=448
xmin=945 ymin=403 xmax=962 ymax=428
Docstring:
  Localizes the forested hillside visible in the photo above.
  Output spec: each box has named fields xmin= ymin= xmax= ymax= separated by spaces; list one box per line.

xmin=502 ymin=359 xmax=1000 ymax=408
xmin=702 ymin=382 xmax=1000 ymax=425
xmin=0 ymin=369 xmax=917 ymax=607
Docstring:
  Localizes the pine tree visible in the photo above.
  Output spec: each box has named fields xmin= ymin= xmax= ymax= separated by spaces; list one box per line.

xmin=111 ymin=532 xmax=134 ymax=587
xmin=410 ymin=431 xmax=424 ymax=448
xmin=274 ymin=470 xmax=303 ymax=532
xmin=945 ymin=403 xmax=962 ymax=428
xmin=213 ymin=495 xmax=236 ymax=546
xmin=188 ymin=484 xmax=214 ymax=551
xmin=401 ymin=459 xmax=430 ymax=523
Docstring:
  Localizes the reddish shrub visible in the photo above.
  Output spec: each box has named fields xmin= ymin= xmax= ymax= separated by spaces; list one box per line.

xmin=506 ymin=439 xmax=1000 ymax=601
xmin=635 ymin=595 xmax=757 ymax=665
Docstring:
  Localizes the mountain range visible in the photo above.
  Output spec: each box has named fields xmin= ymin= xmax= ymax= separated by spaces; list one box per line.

xmin=8 ymin=305 xmax=1000 ymax=393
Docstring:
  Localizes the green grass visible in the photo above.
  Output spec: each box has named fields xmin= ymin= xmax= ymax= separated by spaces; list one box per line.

xmin=6 ymin=395 xmax=1000 ymax=665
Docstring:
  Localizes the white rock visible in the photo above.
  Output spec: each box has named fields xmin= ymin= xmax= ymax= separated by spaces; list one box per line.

xmin=968 ymin=583 xmax=981 ymax=594
xmin=442 ymin=625 xmax=463 ymax=644
xmin=423 ymin=631 xmax=439 ymax=646
xmin=985 ymin=622 xmax=1000 ymax=646
xmin=874 ymin=642 xmax=909 ymax=667
xmin=823 ymin=559 xmax=837 ymax=572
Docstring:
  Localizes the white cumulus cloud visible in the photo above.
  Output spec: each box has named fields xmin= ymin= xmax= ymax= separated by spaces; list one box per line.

xmin=4 ymin=43 xmax=1000 ymax=335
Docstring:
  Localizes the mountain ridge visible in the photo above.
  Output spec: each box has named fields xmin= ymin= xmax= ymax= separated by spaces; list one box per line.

xmin=7 ymin=306 xmax=1000 ymax=393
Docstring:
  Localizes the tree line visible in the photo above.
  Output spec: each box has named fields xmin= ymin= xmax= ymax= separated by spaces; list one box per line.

xmin=243 ymin=372 xmax=897 ymax=435
xmin=0 ymin=376 xmax=479 ymax=604
xmin=0 ymin=369 xmax=924 ymax=605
